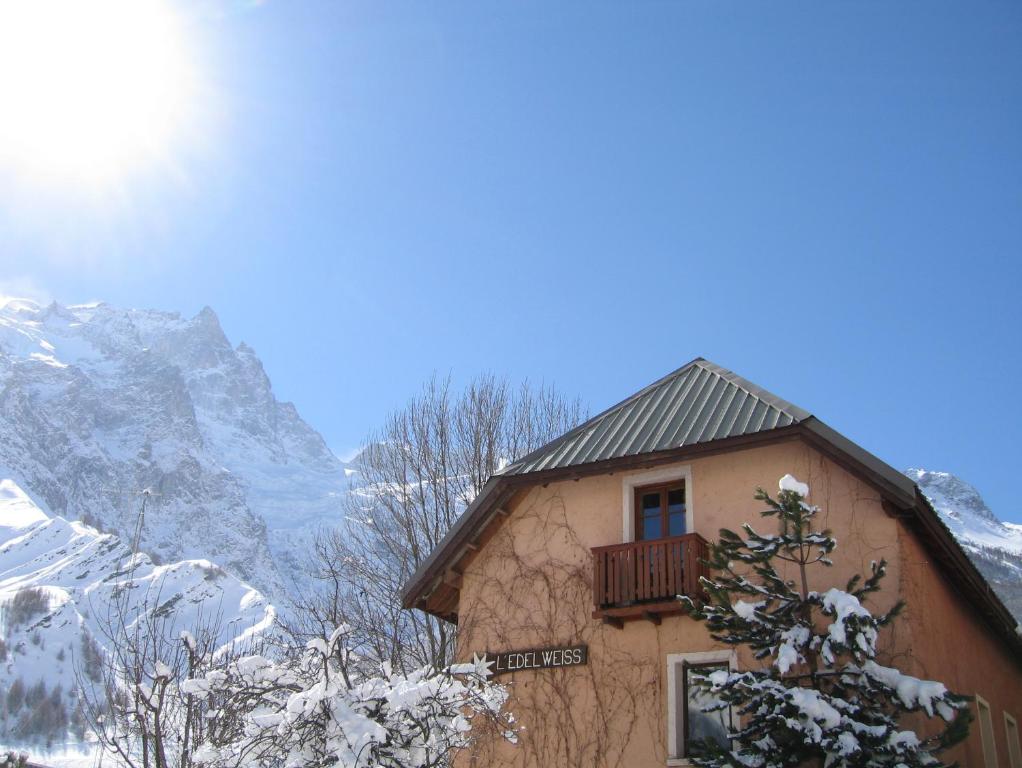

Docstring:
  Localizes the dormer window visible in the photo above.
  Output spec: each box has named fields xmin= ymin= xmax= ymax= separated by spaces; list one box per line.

xmin=635 ymin=481 xmax=687 ymax=540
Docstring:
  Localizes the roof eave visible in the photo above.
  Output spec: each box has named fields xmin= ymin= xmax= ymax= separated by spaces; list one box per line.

xmin=400 ymin=476 xmax=510 ymax=612
xmin=797 ymin=417 xmax=917 ymax=507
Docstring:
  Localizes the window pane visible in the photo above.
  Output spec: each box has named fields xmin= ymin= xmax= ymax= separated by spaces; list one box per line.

xmin=641 ymin=492 xmax=661 ymax=515
xmin=668 ymin=487 xmax=685 ymax=511
xmin=686 ymin=664 xmax=730 ymax=756
xmin=640 ymin=492 xmax=662 ymax=540
xmin=668 ymin=487 xmax=686 ymax=536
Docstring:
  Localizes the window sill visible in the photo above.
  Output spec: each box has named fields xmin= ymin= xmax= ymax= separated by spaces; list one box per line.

xmin=667 ymin=759 xmax=692 ymax=767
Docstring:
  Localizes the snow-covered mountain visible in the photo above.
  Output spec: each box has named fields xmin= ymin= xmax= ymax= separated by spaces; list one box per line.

xmin=0 ymin=478 xmax=274 ymax=747
xmin=0 ymin=298 xmax=351 ymax=599
xmin=906 ymin=468 xmax=1022 ymax=622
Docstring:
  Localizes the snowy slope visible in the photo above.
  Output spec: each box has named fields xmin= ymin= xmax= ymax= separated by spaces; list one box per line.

xmin=906 ymin=468 xmax=1022 ymax=622
xmin=0 ymin=298 xmax=351 ymax=599
xmin=0 ymin=479 xmax=274 ymax=746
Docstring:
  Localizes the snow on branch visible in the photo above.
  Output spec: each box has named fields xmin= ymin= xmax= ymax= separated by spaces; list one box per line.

xmin=185 ymin=625 xmax=515 ymax=768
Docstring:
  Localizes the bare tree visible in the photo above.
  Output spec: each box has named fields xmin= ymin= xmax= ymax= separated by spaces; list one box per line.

xmin=291 ymin=374 xmax=585 ymax=672
xmin=74 ymin=556 xmax=256 ymax=768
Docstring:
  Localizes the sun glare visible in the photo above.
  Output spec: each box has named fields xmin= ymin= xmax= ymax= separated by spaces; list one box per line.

xmin=0 ymin=0 xmax=197 ymax=187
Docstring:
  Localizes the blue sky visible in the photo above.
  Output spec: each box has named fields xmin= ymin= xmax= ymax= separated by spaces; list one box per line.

xmin=2 ymin=1 xmax=1020 ymax=520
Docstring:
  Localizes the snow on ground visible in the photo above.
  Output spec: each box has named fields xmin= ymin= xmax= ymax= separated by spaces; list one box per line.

xmin=0 ymin=479 xmax=48 ymax=536
xmin=0 ymin=740 xmax=109 ymax=768
xmin=0 ymin=478 xmax=276 ymax=741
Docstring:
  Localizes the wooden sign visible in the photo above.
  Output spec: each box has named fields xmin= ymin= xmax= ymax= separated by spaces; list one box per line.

xmin=481 ymin=644 xmax=588 ymax=677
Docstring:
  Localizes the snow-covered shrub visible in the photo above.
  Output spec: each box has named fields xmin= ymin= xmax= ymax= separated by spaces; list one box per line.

xmin=682 ymin=475 xmax=971 ymax=768
xmin=187 ymin=625 xmax=514 ymax=768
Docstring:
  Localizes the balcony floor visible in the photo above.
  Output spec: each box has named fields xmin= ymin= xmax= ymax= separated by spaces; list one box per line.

xmin=592 ymin=598 xmax=688 ymax=627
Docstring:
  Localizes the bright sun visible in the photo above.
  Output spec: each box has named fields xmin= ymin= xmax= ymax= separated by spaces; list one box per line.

xmin=0 ymin=0 xmax=197 ymax=186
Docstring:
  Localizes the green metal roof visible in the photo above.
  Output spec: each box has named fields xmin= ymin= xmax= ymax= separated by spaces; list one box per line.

xmin=501 ymin=358 xmax=812 ymax=476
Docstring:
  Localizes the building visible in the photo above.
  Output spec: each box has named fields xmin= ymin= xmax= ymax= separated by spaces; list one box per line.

xmin=402 ymin=358 xmax=1022 ymax=768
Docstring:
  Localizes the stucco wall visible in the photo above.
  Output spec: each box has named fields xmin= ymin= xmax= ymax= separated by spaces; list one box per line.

xmin=450 ymin=438 xmax=1020 ymax=768
xmin=897 ymin=520 xmax=1022 ymax=767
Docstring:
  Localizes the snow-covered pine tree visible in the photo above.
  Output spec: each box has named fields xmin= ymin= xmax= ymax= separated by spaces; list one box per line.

xmin=681 ymin=474 xmax=971 ymax=768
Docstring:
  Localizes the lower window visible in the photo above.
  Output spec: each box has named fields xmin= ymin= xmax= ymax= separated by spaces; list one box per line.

xmin=667 ymin=651 xmax=734 ymax=761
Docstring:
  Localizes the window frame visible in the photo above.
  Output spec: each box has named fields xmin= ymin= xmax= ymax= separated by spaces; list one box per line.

xmin=666 ymin=650 xmax=736 ymax=766
xmin=634 ymin=481 xmax=688 ymax=541
xmin=977 ymin=694 xmax=1000 ymax=768
xmin=1006 ymin=712 xmax=1021 ymax=768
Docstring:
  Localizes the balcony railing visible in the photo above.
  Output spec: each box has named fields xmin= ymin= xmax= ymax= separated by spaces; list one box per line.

xmin=591 ymin=533 xmax=709 ymax=623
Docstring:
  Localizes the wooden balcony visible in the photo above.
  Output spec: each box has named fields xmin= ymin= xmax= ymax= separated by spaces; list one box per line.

xmin=591 ymin=533 xmax=709 ymax=626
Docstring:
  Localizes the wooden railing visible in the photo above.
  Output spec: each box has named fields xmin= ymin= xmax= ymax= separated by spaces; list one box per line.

xmin=591 ymin=533 xmax=709 ymax=611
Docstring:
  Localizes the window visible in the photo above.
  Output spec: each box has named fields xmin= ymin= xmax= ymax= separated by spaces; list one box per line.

xmin=977 ymin=695 xmax=1000 ymax=768
xmin=635 ymin=481 xmax=687 ymax=540
xmin=682 ymin=661 xmax=730 ymax=755
xmin=621 ymin=465 xmax=693 ymax=543
xmin=667 ymin=651 xmax=733 ymax=763
xmin=1006 ymin=713 xmax=1021 ymax=768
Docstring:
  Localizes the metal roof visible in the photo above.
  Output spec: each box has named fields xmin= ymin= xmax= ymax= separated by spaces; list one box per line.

xmin=501 ymin=358 xmax=812 ymax=477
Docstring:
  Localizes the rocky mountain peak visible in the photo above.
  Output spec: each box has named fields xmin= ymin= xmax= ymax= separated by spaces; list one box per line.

xmin=906 ymin=468 xmax=1022 ymax=623
xmin=0 ymin=298 xmax=350 ymax=600
xmin=906 ymin=468 xmax=1001 ymax=525
xmin=192 ymin=305 xmax=230 ymax=344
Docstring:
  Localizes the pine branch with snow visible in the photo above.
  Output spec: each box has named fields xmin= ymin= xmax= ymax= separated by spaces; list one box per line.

xmin=681 ymin=475 xmax=971 ymax=768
